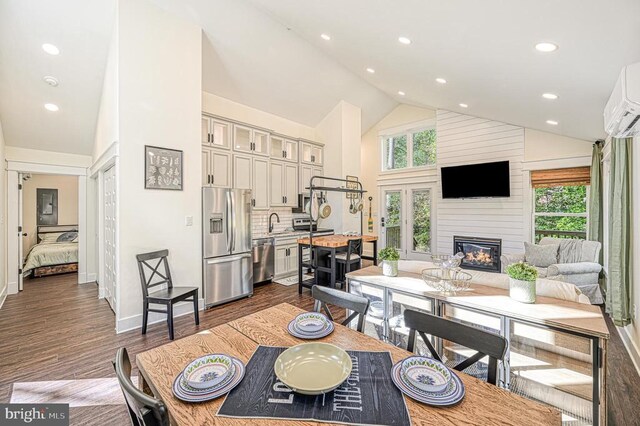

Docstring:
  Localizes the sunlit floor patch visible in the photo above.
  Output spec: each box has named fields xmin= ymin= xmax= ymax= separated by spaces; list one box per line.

xmin=10 ymin=377 xmax=135 ymax=407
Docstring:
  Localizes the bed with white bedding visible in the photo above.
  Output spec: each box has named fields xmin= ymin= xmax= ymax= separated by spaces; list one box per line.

xmin=23 ymin=225 xmax=79 ymax=278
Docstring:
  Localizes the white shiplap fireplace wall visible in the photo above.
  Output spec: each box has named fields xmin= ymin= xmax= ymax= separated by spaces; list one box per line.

xmin=436 ymin=110 xmax=525 ymax=255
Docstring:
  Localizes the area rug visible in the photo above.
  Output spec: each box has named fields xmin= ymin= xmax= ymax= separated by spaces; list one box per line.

xmin=273 ymin=274 xmax=313 ymax=286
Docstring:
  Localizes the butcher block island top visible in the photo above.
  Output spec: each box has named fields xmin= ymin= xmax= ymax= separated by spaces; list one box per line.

xmin=346 ymin=266 xmax=609 ymax=339
xmin=297 ymin=234 xmax=378 ymax=247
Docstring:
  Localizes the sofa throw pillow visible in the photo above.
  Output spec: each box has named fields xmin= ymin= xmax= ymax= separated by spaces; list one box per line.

xmin=524 ymin=242 xmax=559 ymax=268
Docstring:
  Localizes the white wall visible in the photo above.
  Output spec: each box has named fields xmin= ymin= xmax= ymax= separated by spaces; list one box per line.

xmin=436 ymin=110 xmax=525 ymax=254
xmin=524 ymin=129 xmax=592 ymax=162
xmin=93 ymin=16 xmax=119 ymax=162
xmin=22 ymin=174 xmax=78 ymax=256
xmin=315 ymin=101 xmax=362 ymax=233
xmin=0 ymin=121 xmax=6 ymax=307
xmin=5 ymin=146 xmax=92 ymax=168
xmin=115 ymin=0 xmax=202 ymax=331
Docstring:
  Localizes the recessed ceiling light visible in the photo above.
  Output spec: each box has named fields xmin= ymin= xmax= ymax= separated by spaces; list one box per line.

xmin=398 ymin=91 xmax=405 ymax=96
xmin=535 ymin=42 xmax=558 ymax=52
xmin=546 ymin=120 xmax=558 ymax=126
xmin=435 ymin=78 xmax=447 ymax=84
xmin=542 ymin=93 xmax=558 ymax=100
xmin=44 ymin=103 xmax=59 ymax=112
xmin=43 ymin=76 xmax=59 ymax=87
xmin=459 ymin=103 xmax=468 ymax=108
xmin=366 ymin=67 xmax=375 ymax=74
xmin=398 ymin=36 xmax=411 ymax=45
xmin=320 ymin=33 xmax=331 ymax=41
xmin=42 ymin=43 xmax=60 ymax=55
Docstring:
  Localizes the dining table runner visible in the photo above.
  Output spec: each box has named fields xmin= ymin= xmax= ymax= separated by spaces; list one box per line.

xmin=217 ymin=345 xmax=411 ymax=426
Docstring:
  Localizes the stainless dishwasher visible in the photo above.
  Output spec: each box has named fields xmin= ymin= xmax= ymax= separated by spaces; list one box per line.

xmin=252 ymin=238 xmax=274 ymax=284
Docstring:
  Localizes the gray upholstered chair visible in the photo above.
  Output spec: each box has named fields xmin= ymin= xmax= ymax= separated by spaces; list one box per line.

xmin=501 ymin=237 xmax=603 ymax=304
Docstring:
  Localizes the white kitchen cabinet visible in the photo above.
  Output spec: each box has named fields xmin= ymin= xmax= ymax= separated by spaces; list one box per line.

xmin=202 ymin=116 xmax=231 ymax=149
xmin=271 ymin=135 xmax=298 ymax=162
xmin=233 ymin=154 xmax=269 ymax=209
xmin=233 ymin=124 xmax=269 ymax=156
xmin=202 ymin=147 xmax=231 ymax=187
xmin=270 ymin=161 xmax=298 ymax=207
xmin=274 ymin=242 xmax=298 ymax=278
xmin=299 ymin=164 xmax=323 ymax=193
xmin=300 ymin=141 xmax=323 ymax=165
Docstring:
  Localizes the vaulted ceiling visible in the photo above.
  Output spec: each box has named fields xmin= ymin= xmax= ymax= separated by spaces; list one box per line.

xmin=0 ymin=0 xmax=115 ymax=155
xmin=246 ymin=0 xmax=640 ymax=141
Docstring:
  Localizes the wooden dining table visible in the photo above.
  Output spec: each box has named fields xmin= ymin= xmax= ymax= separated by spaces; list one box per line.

xmin=136 ymin=303 xmax=560 ymax=425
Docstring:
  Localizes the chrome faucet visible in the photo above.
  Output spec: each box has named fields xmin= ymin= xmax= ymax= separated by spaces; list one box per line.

xmin=268 ymin=213 xmax=280 ymax=233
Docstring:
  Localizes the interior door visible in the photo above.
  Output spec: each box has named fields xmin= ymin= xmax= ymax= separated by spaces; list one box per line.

xmin=18 ymin=174 xmax=24 ymax=291
xmin=103 ymin=165 xmax=117 ymax=311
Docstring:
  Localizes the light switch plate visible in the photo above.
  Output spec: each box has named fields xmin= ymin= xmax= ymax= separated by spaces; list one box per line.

xmin=185 ymin=216 xmax=193 ymax=226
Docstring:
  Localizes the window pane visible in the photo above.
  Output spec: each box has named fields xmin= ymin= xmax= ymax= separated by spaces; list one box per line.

xmin=534 ymin=216 xmax=587 ymax=242
xmin=385 ymin=191 xmax=402 ymax=249
xmin=412 ymin=190 xmax=431 ymax=253
xmin=412 ymin=129 xmax=436 ymax=167
xmin=383 ymin=135 xmax=407 ymax=170
xmin=534 ymin=185 xmax=587 ymax=213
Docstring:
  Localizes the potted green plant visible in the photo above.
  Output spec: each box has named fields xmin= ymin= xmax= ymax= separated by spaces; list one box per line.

xmin=378 ymin=247 xmax=400 ymax=277
xmin=505 ymin=262 xmax=538 ymax=303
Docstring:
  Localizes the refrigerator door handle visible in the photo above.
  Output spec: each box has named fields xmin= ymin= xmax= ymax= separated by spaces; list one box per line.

xmin=205 ymin=253 xmax=251 ymax=265
xmin=230 ymin=190 xmax=237 ymax=252
xmin=225 ymin=190 xmax=233 ymax=253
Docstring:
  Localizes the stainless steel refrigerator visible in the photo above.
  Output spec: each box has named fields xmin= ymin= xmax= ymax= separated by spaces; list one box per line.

xmin=202 ymin=188 xmax=253 ymax=307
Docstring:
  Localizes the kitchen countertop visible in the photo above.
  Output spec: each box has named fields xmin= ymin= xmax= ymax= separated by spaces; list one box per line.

xmin=252 ymin=229 xmax=333 ymax=240
xmin=297 ymin=234 xmax=378 ymax=247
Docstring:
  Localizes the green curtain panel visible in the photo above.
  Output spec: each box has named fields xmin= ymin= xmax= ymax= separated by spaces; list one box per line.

xmin=588 ymin=142 xmax=604 ymax=290
xmin=606 ymin=137 xmax=633 ymax=326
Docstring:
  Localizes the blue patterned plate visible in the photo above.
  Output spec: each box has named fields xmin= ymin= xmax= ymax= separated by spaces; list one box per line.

xmin=287 ymin=317 xmax=334 ymax=339
xmin=391 ymin=359 xmax=465 ymax=407
xmin=173 ymin=357 xmax=245 ymax=402
xmin=401 ymin=356 xmax=451 ymax=393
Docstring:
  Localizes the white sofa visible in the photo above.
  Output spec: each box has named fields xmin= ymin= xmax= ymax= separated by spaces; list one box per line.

xmin=500 ymin=237 xmax=603 ymax=304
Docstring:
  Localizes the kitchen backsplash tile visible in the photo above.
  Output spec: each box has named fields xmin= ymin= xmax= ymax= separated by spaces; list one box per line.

xmin=252 ymin=208 xmax=293 ymax=236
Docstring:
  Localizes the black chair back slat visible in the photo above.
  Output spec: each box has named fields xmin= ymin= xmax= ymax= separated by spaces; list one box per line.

xmin=404 ymin=309 xmax=507 ymax=385
xmin=312 ymin=285 xmax=369 ymax=332
xmin=137 ymin=251 xmax=174 ymax=297
xmin=345 ymin=238 xmax=362 ymax=263
xmin=113 ymin=348 xmax=169 ymax=426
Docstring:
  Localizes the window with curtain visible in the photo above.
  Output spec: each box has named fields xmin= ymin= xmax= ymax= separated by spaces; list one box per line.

xmin=531 ymin=167 xmax=590 ymax=242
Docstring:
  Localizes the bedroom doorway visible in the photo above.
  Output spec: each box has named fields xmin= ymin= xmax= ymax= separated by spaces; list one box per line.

xmin=20 ymin=173 xmax=80 ymax=285
xmin=6 ymin=161 xmax=89 ymax=296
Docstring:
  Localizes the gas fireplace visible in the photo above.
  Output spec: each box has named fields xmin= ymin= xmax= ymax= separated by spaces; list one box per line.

xmin=453 ymin=236 xmax=502 ymax=273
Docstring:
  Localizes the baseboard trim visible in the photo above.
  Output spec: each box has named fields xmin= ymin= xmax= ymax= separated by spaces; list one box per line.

xmin=0 ymin=286 xmax=7 ymax=309
xmin=116 ymin=298 xmax=205 ymax=334
xmin=616 ymin=325 xmax=640 ymax=377
xmin=78 ymin=272 xmax=88 ymax=284
xmin=87 ymin=273 xmax=97 ymax=283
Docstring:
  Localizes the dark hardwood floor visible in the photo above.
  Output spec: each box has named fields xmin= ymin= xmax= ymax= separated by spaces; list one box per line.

xmin=1 ymin=274 xmax=638 ymax=425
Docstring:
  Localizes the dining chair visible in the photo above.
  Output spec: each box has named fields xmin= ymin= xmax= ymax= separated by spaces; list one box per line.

xmin=331 ymin=238 xmax=362 ymax=288
xmin=312 ymin=285 xmax=370 ymax=332
xmin=404 ymin=309 xmax=508 ymax=385
xmin=136 ymin=250 xmax=199 ymax=340
xmin=113 ymin=347 xmax=169 ymax=426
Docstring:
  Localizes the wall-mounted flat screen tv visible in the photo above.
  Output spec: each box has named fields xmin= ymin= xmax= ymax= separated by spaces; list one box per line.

xmin=441 ymin=160 xmax=510 ymax=199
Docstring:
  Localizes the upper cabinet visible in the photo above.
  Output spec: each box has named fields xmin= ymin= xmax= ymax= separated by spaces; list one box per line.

xmin=270 ymin=161 xmax=298 ymax=207
xmin=233 ymin=154 xmax=269 ymax=210
xmin=202 ymin=116 xmax=231 ymax=149
xmin=299 ymin=164 xmax=323 ymax=193
xmin=299 ymin=141 xmax=324 ymax=166
xmin=202 ymin=147 xmax=231 ymax=188
xmin=270 ymin=135 xmax=298 ymax=163
xmin=233 ymin=124 xmax=269 ymax=156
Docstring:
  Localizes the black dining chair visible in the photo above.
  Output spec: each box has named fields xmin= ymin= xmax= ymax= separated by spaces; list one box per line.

xmin=312 ymin=285 xmax=370 ymax=332
xmin=113 ymin=348 xmax=169 ymax=426
xmin=404 ymin=309 xmax=507 ymax=385
xmin=136 ymin=250 xmax=199 ymax=340
xmin=331 ymin=238 xmax=362 ymax=288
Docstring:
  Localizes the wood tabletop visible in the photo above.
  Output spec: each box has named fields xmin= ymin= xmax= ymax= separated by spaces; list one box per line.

xmin=346 ymin=266 xmax=610 ymax=339
xmin=137 ymin=303 xmax=560 ymax=425
xmin=297 ymin=234 xmax=378 ymax=247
